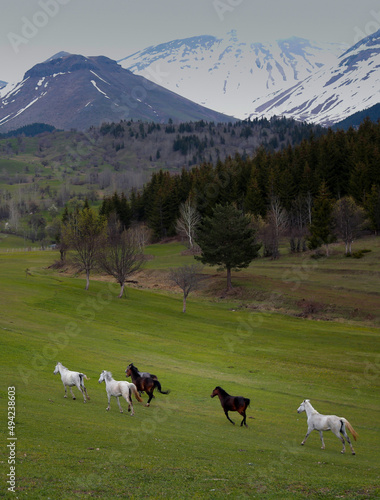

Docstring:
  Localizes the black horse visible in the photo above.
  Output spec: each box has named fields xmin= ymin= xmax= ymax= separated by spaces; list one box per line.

xmin=211 ymin=386 xmax=250 ymax=427
xmin=125 ymin=363 xmax=170 ymax=406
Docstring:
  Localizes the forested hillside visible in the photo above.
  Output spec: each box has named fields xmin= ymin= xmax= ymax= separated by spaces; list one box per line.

xmin=0 ymin=117 xmax=379 ymax=249
xmin=114 ymin=119 xmax=380 ymax=240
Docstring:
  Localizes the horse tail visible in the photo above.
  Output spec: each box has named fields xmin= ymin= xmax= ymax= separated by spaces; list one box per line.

xmin=343 ymin=418 xmax=358 ymax=441
xmin=153 ymin=380 xmax=170 ymax=395
xmin=131 ymin=383 xmax=143 ymax=403
xmin=79 ymin=373 xmax=88 ymax=387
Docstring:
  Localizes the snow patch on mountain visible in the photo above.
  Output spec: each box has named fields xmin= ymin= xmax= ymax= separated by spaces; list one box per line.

xmin=119 ymin=31 xmax=346 ymax=119
xmin=249 ymin=29 xmax=380 ymax=126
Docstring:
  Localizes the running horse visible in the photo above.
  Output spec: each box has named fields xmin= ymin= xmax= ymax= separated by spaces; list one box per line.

xmin=211 ymin=386 xmax=250 ymax=427
xmin=53 ymin=362 xmax=90 ymax=403
xmin=297 ymin=399 xmax=358 ymax=454
xmin=98 ymin=370 xmax=143 ymax=415
xmin=125 ymin=363 xmax=170 ymax=406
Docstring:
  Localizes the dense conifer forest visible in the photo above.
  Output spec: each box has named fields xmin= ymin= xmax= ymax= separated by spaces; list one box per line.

xmin=100 ymin=119 xmax=380 ymax=240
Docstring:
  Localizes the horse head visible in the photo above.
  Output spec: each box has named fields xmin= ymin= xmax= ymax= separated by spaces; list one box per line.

xmin=125 ymin=363 xmax=137 ymax=377
xmin=297 ymin=399 xmax=309 ymax=413
xmin=53 ymin=362 xmax=62 ymax=375
xmin=211 ymin=386 xmax=221 ymax=398
xmin=98 ymin=370 xmax=111 ymax=384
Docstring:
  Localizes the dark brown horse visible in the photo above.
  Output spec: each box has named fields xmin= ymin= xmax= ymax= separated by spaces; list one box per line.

xmin=125 ymin=363 xmax=170 ymax=406
xmin=211 ymin=386 xmax=250 ymax=427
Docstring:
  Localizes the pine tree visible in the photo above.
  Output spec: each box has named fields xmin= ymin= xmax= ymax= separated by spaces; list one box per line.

xmin=308 ymin=182 xmax=335 ymax=256
xmin=195 ymin=204 xmax=261 ymax=290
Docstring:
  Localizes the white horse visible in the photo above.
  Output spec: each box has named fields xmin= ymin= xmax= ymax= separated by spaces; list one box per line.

xmin=297 ymin=399 xmax=358 ymax=454
xmin=98 ymin=370 xmax=143 ymax=415
xmin=53 ymin=362 xmax=90 ymax=403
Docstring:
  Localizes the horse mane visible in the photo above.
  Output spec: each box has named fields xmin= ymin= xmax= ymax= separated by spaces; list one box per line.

xmin=128 ymin=363 xmax=139 ymax=375
xmin=103 ymin=370 xmax=113 ymax=380
xmin=216 ymin=386 xmax=229 ymax=396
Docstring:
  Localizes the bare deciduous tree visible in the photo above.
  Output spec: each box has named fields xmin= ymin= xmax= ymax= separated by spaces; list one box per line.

xmin=263 ymin=196 xmax=288 ymax=259
xmin=98 ymin=224 xmax=145 ymax=298
xmin=128 ymin=222 xmax=152 ymax=251
xmin=333 ymin=196 xmax=365 ymax=255
xmin=168 ymin=264 xmax=204 ymax=312
xmin=176 ymin=199 xmax=201 ymax=250
xmin=62 ymin=207 xmax=107 ymax=290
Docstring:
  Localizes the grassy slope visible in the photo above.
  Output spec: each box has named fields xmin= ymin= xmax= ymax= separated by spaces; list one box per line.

xmin=1 ymin=247 xmax=379 ymax=499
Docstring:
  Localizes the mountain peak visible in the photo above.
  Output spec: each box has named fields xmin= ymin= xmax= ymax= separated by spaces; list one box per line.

xmin=24 ymin=54 xmax=121 ymax=79
xmin=119 ymin=31 xmax=345 ymax=119
xmin=0 ymin=53 xmax=232 ymax=131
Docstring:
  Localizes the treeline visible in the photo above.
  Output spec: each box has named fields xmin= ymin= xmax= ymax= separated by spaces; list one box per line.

xmin=99 ymin=119 xmax=380 ymax=241
xmin=0 ymin=123 xmax=56 ymax=138
xmin=95 ymin=116 xmax=326 ymax=167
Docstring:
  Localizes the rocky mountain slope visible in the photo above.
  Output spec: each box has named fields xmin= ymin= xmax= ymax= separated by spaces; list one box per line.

xmin=119 ymin=30 xmax=345 ymax=119
xmin=0 ymin=53 xmax=233 ymax=132
xmin=249 ymin=29 xmax=380 ymax=126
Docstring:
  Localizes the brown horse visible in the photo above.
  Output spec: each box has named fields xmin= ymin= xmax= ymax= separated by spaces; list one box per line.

xmin=211 ymin=386 xmax=250 ymax=427
xmin=125 ymin=363 xmax=170 ymax=406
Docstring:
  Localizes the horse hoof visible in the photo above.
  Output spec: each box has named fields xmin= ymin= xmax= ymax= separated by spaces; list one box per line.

xmin=87 ymin=397 xmax=90 ymax=401
xmin=83 ymin=400 xmax=86 ymax=403
xmin=73 ymin=397 xmax=76 ymax=400
xmin=352 ymin=452 xmax=355 ymax=455
xmin=106 ymin=408 xmax=109 ymax=411
xmin=64 ymin=395 xmax=67 ymax=398
xmin=145 ymin=403 xmax=150 ymax=407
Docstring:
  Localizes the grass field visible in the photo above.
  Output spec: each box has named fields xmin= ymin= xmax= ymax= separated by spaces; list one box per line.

xmin=1 ymin=243 xmax=379 ymax=499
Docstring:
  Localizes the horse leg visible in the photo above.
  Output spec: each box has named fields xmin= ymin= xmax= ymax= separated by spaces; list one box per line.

xmin=116 ymin=396 xmax=123 ymax=413
xmin=83 ymin=384 xmax=90 ymax=401
xmin=106 ymin=394 xmax=111 ymax=411
xmin=69 ymin=386 xmax=76 ymax=400
xmin=123 ymin=390 xmax=134 ymax=416
xmin=340 ymin=425 xmax=355 ymax=455
xmin=146 ymin=390 xmax=154 ymax=407
xmin=224 ymin=410 xmax=235 ymax=425
xmin=76 ymin=382 xmax=87 ymax=403
xmin=319 ymin=431 xmax=325 ymax=450
xmin=63 ymin=385 xmax=68 ymax=398
xmin=301 ymin=427 xmax=312 ymax=445
xmin=239 ymin=409 xmax=247 ymax=427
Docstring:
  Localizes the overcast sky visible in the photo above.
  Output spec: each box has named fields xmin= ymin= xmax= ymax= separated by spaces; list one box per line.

xmin=1 ymin=0 xmax=380 ymax=82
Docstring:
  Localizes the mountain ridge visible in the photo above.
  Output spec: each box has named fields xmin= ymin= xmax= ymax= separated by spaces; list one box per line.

xmin=0 ymin=53 xmax=234 ymax=132
xmin=119 ymin=30 xmax=346 ymax=119
xmin=248 ymin=29 xmax=380 ymax=125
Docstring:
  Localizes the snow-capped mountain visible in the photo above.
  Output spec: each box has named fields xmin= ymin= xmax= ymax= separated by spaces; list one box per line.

xmin=119 ymin=30 xmax=346 ymax=119
xmin=249 ymin=29 xmax=380 ymax=126
xmin=0 ymin=81 xmax=6 ymax=90
xmin=0 ymin=53 xmax=232 ymax=132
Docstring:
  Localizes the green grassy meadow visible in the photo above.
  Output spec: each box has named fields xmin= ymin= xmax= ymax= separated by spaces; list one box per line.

xmin=1 ymin=245 xmax=380 ymax=499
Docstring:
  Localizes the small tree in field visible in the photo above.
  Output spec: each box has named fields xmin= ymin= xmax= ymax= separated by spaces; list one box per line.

xmin=175 ymin=199 xmax=201 ymax=249
xmin=333 ymin=196 xmax=365 ymax=255
xmin=62 ymin=207 xmax=107 ymax=290
xmin=195 ymin=204 xmax=261 ymax=290
xmin=98 ymin=223 xmax=144 ymax=298
xmin=168 ymin=264 xmax=204 ymax=313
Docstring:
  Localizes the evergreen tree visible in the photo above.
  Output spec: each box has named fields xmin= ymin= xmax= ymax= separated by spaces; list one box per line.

xmin=365 ymin=184 xmax=380 ymax=234
xmin=195 ymin=204 xmax=261 ymax=290
xmin=308 ymin=182 xmax=335 ymax=256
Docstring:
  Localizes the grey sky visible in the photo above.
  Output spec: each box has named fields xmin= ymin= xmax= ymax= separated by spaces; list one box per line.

xmin=1 ymin=0 xmax=380 ymax=82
